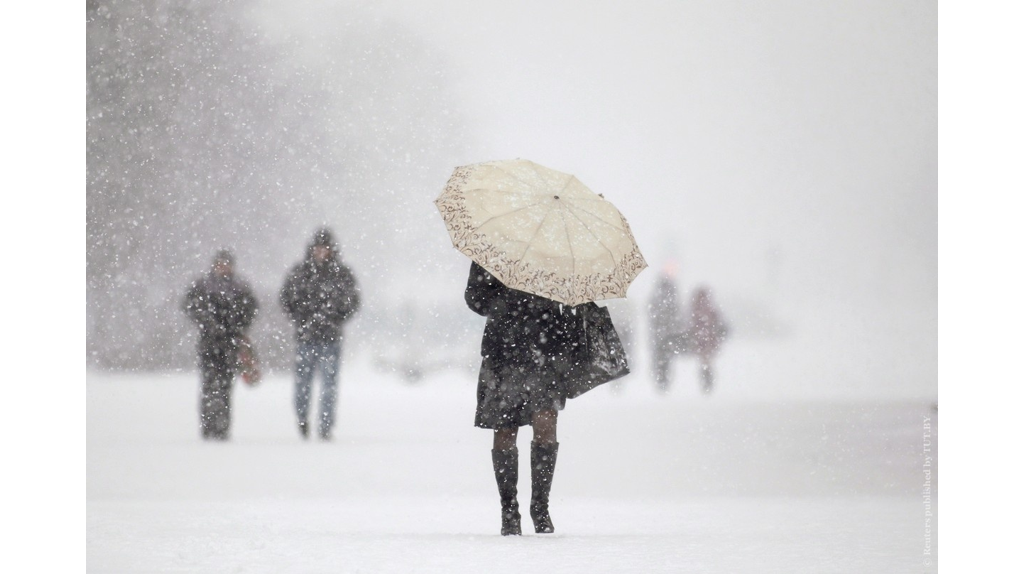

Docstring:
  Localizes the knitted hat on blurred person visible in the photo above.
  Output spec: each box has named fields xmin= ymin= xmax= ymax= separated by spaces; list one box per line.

xmin=213 ymin=249 xmax=235 ymax=266
xmin=312 ymin=227 xmax=335 ymax=248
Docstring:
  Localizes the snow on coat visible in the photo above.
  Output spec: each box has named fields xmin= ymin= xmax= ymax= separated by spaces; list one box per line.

xmin=280 ymin=235 xmax=361 ymax=344
xmin=183 ymin=271 xmax=259 ymax=348
xmin=464 ymin=261 xmax=580 ymax=371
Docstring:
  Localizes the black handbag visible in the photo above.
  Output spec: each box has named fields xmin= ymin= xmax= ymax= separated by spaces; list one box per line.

xmin=567 ymin=303 xmax=630 ymax=398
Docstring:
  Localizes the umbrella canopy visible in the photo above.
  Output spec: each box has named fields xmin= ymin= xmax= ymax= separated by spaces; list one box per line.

xmin=435 ymin=159 xmax=647 ymax=306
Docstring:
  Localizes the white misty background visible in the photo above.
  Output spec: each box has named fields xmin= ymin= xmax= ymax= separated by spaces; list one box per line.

xmin=86 ymin=0 xmax=936 ymax=401
xmin=87 ymin=0 xmax=470 ymax=374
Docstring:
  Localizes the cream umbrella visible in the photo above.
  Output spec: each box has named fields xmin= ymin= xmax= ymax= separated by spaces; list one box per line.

xmin=435 ymin=159 xmax=647 ymax=306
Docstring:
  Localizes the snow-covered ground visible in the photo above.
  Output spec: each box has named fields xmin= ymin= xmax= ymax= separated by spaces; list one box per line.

xmin=87 ymin=345 xmax=937 ymax=573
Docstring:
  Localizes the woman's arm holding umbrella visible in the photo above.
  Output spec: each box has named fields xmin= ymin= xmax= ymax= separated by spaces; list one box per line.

xmin=465 ymin=261 xmax=501 ymax=317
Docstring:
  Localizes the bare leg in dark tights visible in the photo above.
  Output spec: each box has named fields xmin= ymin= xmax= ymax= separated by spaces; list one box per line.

xmin=492 ymin=409 xmax=557 ymax=449
xmin=493 ymin=426 xmax=518 ymax=450
xmin=531 ymin=410 xmax=558 ymax=444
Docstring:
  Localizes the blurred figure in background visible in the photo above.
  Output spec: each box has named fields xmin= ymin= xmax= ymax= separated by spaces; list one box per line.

xmin=280 ymin=228 xmax=361 ymax=441
xmin=685 ymin=287 xmax=729 ymax=394
xmin=648 ymin=267 xmax=684 ymax=392
xmin=604 ymin=299 xmax=636 ymax=393
xmin=183 ymin=249 xmax=259 ymax=441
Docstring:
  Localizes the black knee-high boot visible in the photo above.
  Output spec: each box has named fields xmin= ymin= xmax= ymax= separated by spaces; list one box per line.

xmin=491 ymin=448 xmax=522 ymax=536
xmin=530 ymin=441 xmax=559 ymax=534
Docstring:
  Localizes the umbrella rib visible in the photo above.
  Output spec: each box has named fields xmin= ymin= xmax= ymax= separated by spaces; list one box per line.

xmin=474 ymin=201 xmax=549 ymax=231
xmin=491 ymin=164 xmax=540 ymax=193
xmin=558 ymin=208 xmax=577 ymax=284
xmin=562 ymin=204 xmax=619 ymax=264
xmin=547 ymin=172 xmax=605 ymax=201
xmin=519 ymin=207 xmax=554 ymax=261
xmin=529 ymin=162 xmax=548 ymax=188
xmin=564 ymin=203 xmax=626 ymax=231
xmin=558 ymin=176 xmax=575 ymax=196
xmin=560 ymin=196 xmax=607 ymax=202
xmin=529 ymin=162 xmax=574 ymax=202
xmin=460 ymin=187 xmax=538 ymax=199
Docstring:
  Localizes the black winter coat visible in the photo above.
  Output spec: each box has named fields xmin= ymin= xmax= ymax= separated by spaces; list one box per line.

xmin=465 ymin=262 xmax=581 ymax=371
xmin=183 ymin=273 xmax=259 ymax=349
xmin=280 ymin=257 xmax=360 ymax=343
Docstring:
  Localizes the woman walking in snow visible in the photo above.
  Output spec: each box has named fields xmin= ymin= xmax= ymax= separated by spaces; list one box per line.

xmin=465 ymin=261 xmax=583 ymax=536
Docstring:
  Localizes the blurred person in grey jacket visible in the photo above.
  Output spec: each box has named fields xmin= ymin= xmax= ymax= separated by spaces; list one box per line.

xmin=280 ymin=228 xmax=361 ymax=441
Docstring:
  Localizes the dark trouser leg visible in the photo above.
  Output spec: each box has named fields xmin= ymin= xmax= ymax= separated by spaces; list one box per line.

xmin=200 ymin=346 xmax=233 ymax=440
xmin=700 ymin=359 xmax=714 ymax=394
xmin=294 ymin=343 xmax=315 ymax=439
xmin=317 ymin=341 xmax=341 ymax=440
xmin=653 ymin=346 xmax=671 ymax=391
xmin=208 ymin=374 xmax=232 ymax=439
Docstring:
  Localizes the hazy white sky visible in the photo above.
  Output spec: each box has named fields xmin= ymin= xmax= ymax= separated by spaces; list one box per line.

xmin=261 ymin=1 xmax=935 ymax=279
xmin=257 ymin=0 xmax=937 ymax=396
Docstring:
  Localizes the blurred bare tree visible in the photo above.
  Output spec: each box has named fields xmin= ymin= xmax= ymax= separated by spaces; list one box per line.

xmin=87 ymin=0 xmax=466 ymax=371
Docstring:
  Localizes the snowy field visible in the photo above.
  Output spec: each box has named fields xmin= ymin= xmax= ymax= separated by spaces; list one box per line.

xmin=87 ymin=345 xmax=937 ymax=573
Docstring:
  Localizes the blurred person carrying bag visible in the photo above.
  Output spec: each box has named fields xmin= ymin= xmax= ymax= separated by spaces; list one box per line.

xmin=567 ymin=303 xmax=630 ymax=398
xmin=237 ymin=335 xmax=261 ymax=386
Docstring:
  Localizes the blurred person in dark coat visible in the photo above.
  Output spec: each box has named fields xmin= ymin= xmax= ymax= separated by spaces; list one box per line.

xmin=183 ymin=249 xmax=259 ymax=440
xmin=648 ymin=269 xmax=684 ymax=392
xmin=685 ymin=287 xmax=728 ymax=394
xmin=280 ymin=228 xmax=361 ymax=440
xmin=465 ymin=261 xmax=586 ymax=536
